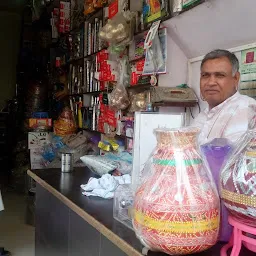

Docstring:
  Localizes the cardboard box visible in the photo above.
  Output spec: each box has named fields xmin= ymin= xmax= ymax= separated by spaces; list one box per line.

xmin=28 ymin=132 xmax=52 ymax=149
xmin=30 ymin=148 xmax=48 ymax=170
xmin=28 ymin=118 xmax=52 ymax=129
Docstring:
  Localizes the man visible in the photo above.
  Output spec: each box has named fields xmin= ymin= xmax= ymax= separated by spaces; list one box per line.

xmin=191 ymin=49 xmax=256 ymax=145
xmin=0 ymin=191 xmax=10 ymax=256
xmin=191 ymin=49 xmax=256 ymax=243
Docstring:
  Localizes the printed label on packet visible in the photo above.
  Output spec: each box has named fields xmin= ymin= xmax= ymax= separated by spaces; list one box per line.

xmin=108 ymin=0 xmax=118 ymax=19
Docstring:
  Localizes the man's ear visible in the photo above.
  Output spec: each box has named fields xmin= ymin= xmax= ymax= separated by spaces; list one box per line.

xmin=234 ymin=71 xmax=240 ymax=83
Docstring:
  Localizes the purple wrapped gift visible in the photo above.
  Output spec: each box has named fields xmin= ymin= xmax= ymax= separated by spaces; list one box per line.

xmin=201 ymin=138 xmax=233 ymax=242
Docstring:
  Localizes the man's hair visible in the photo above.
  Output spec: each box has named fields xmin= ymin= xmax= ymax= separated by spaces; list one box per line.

xmin=201 ymin=49 xmax=239 ymax=76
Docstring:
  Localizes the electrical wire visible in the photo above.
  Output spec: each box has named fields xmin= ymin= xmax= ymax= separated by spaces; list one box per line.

xmin=189 ymin=108 xmax=194 ymax=119
xmin=197 ymin=102 xmax=201 ymax=113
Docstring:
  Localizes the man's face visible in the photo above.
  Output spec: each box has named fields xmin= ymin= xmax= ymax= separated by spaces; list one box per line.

xmin=200 ymin=56 xmax=240 ymax=109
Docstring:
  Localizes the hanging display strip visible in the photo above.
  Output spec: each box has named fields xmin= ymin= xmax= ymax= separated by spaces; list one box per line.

xmin=142 ymin=0 xmax=171 ymax=24
xmin=84 ymin=16 xmax=106 ymax=57
xmin=143 ymin=27 xmax=167 ymax=75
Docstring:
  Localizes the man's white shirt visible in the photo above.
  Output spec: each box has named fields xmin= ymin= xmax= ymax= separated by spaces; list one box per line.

xmin=191 ymin=92 xmax=256 ymax=145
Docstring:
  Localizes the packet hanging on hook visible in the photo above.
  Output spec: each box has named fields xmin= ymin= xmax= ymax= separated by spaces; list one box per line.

xmin=173 ymin=0 xmax=183 ymax=14
xmin=143 ymin=21 xmax=164 ymax=75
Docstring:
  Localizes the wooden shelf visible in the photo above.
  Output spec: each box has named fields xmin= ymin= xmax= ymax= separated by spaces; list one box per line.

xmin=127 ymin=83 xmax=152 ymax=90
xmin=129 ymin=56 xmax=145 ymax=63
xmin=133 ymin=0 xmax=205 ymax=36
xmin=84 ymin=47 xmax=108 ymax=59
xmin=152 ymin=101 xmax=198 ymax=108
xmin=81 ymin=128 xmax=128 ymax=139
xmin=69 ymin=84 xmax=152 ymax=97
xmin=58 ymin=48 xmax=108 ymax=68
xmin=68 ymin=93 xmax=84 ymax=97
xmin=71 ymin=84 xmax=153 ymax=95
xmin=59 ymin=7 xmax=106 ymax=37
xmin=68 ymin=89 xmax=111 ymax=97
xmin=57 ymin=57 xmax=84 ymax=68
xmin=84 ymin=5 xmax=105 ymax=22
xmin=133 ymin=14 xmax=171 ymax=36
xmin=68 ymin=56 xmax=84 ymax=63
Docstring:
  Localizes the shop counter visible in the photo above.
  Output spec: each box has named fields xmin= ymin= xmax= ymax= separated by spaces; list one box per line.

xmin=28 ymin=168 xmax=254 ymax=256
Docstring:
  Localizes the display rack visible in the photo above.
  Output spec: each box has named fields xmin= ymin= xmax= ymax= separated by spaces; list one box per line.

xmin=81 ymin=127 xmax=130 ymax=139
xmin=152 ymin=101 xmax=197 ymax=108
xmin=50 ymin=0 xmax=207 ymax=142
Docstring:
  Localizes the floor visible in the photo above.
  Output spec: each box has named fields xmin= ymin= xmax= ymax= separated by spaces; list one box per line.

xmin=0 ymin=192 xmax=35 ymax=256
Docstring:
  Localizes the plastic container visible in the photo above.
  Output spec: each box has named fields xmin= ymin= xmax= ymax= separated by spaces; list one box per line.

xmin=201 ymin=138 xmax=233 ymax=242
xmin=113 ymin=184 xmax=134 ymax=230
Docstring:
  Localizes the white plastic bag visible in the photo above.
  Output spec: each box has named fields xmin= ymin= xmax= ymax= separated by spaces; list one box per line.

xmin=109 ymin=58 xmax=130 ymax=110
xmin=80 ymin=155 xmax=117 ymax=176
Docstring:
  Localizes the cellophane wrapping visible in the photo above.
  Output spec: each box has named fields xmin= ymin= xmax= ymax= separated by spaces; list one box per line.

xmin=54 ymin=107 xmax=77 ymax=136
xmin=109 ymin=58 xmax=130 ymax=111
xmin=220 ymin=105 xmax=256 ymax=226
xmin=132 ymin=127 xmax=220 ymax=255
xmin=200 ymin=138 xmax=233 ymax=242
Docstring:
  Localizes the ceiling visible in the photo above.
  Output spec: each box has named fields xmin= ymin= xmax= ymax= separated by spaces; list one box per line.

xmin=163 ymin=0 xmax=256 ymax=59
xmin=0 ymin=0 xmax=27 ymax=13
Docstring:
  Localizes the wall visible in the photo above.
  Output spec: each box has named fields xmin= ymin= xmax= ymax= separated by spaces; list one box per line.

xmin=0 ymin=11 xmax=21 ymax=109
xmin=158 ymin=0 xmax=256 ymax=123
xmin=158 ymin=25 xmax=188 ymax=87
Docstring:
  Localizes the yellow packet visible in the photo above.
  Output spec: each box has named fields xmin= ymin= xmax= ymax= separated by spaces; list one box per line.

xmin=98 ymin=141 xmax=111 ymax=151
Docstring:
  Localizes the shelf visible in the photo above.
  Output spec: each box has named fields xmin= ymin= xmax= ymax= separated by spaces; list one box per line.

xmin=133 ymin=0 xmax=206 ymax=37
xmin=59 ymin=6 xmax=105 ymax=36
xmin=58 ymin=57 xmax=84 ymax=67
xmin=133 ymin=14 xmax=172 ymax=36
xmin=84 ymin=47 xmax=108 ymax=59
xmin=152 ymin=101 xmax=198 ymax=108
xmin=58 ymin=48 xmax=108 ymax=68
xmin=68 ymin=56 xmax=84 ymax=63
xmin=134 ymin=28 xmax=149 ymax=36
xmin=68 ymin=89 xmax=111 ymax=97
xmin=59 ymin=27 xmax=79 ymax=37
xmin=81 ymin=128 xmax=129 ymax=139
xmin=69 ymin=84 xmax=152 ymax=97
xmin=127 ymin=83 xmax=152 ymax=90
xmin=69 ymin=93 xmax=84 ymax=97
xmin=179 ymin=0 xmax=206 ymax=14
xmin=84 ymin=5 xmax=105 ymax=21
xmin=81 ymin=128 xmax=99 ymax=133
xmin=129 ymin=56 xmax=145 ymax=63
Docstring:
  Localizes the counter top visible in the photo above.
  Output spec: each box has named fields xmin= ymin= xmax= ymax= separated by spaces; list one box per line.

xmin=28 ymin=168 xmax=254 ymax=256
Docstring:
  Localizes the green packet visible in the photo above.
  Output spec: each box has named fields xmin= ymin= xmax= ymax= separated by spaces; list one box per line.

xmin=182 ymin=0 xmax=201 ymax=9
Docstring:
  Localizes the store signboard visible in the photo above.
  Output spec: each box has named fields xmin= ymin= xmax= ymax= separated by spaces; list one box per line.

xmin=241 ymin=48 xmax=256 ymax=82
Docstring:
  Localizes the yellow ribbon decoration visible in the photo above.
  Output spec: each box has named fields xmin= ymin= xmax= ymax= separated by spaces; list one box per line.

xmin=134 ymin=210 xmax=219 ymax=233
xmin=221 ymin=189 xmax=256 ymax=208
